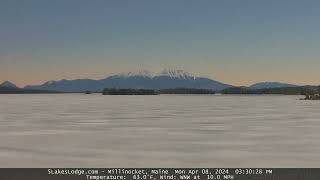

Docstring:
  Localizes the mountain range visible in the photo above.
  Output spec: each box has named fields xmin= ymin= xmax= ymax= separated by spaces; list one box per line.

xmin=0 ymin=81 xmax=58 ymax=94
xmin=1 ymin=69 xmax=301 ymax=93
xmin=0 ymin=81 xmax=18 ymax=88
xmin=24 ymin=69 xmax=233 ymax=92
xmin=249 ymin=82 xmax=298 ymax=89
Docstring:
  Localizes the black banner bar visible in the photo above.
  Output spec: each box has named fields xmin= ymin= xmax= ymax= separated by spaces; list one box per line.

xmin=0 ymin=168 xmax=320 ymax=180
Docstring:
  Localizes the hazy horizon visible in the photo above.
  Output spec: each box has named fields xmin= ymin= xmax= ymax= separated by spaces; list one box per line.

xmin=2 ymin=0 xmax=320 ymax=86
xmin=0 ymin=68 xmax=310 ymax=88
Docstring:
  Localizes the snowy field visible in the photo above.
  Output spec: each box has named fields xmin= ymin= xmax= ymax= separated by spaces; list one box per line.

xmin=0 ymin=94 xmax=320 ymax=167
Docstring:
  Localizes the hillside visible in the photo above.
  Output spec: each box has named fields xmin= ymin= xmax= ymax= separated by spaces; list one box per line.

xmin=249 ymin=82 xmax=298 ymax=89
xmin=221 ymin=86 xmax=318 ymax=95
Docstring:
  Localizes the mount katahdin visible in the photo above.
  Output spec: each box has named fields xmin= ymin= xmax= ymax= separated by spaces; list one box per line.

xmin=22 ymin=69 xmax=299 ymax=92
xmin=24 ymin=69 xmax=232 ymax=92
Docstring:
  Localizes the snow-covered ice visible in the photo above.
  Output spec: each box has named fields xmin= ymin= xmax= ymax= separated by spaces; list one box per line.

xmin=0 ymin=94 xmax=320 ymax=167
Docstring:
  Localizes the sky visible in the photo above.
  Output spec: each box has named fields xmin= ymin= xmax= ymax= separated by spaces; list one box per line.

xmin=1 ymin=0 xmax=320 ymax=87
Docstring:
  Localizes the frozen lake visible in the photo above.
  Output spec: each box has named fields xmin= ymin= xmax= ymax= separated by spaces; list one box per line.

xmin=0 ymin=94 xmax=320 ymax=167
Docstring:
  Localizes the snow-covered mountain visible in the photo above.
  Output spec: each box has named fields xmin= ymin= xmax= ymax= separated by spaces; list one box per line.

xmin=0 ymin=81 xmax=18 ymax=88
xmin=249 ymin=82 xmax=299 ymax=89
xmin=113 ymin=69 xmax=194 ymax=79
xmin=24 ymin=69 xmax=232 ymax=92
xmin=115 ymin=70 xmax=154 ymax=78
xmin=159 ymin=69 xmax=195 ymax=79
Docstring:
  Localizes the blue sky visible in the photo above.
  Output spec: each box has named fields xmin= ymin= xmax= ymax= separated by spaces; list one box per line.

xmin=1 ymin=0 xmax=320 ymax=86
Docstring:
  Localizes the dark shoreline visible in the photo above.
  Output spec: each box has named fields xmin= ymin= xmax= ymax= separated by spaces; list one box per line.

xmin=1 ymin=86 xmax=320 ymax=100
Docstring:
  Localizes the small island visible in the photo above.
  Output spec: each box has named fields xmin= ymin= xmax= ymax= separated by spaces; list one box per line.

xmin=303 ymin=86 xmax=320 ymax=100
xmin=102 ymin=88 xmax=158 ymax=95
xmin=102 ymin=88 xmax=216 ymax=95
xmin=158 ymin=88 xmax=215 ymax=94
xmin=85 ymin=91 xmax=92 ymax=94
xmin=0 ymin=86 xmax=60 ymax=94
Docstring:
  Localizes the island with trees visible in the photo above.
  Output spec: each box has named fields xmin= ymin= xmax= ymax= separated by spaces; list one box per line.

xmin=303 ymin=86 xmax=320 ymax=100
xmin=102 ymin=88 xmax=158 ymax=95
xmin=221 ymin=86 xmax=305 ymax=95
xmin=0 ymin=86 xmax=60 ymax=94
xmin=158 ymin=88 xmax=215 ymax=94
xmin=221 ymin=86 xmax=320 ymax=100
xmin=102 ymin=88 xmax=216 ymax=95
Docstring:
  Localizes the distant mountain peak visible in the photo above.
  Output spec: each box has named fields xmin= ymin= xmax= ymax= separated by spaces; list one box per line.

xmin=113 ymin=69 xmax=197 ymax=79
xmin=0 ymin=81 xmax=18 ymax=88
xmin=159 ymin=68 xmax=195 ymax=79
xmin=44 ymin=80 xmax=57 ymax=85
xmin=115 ymin=70 xmax=154 ymax=78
